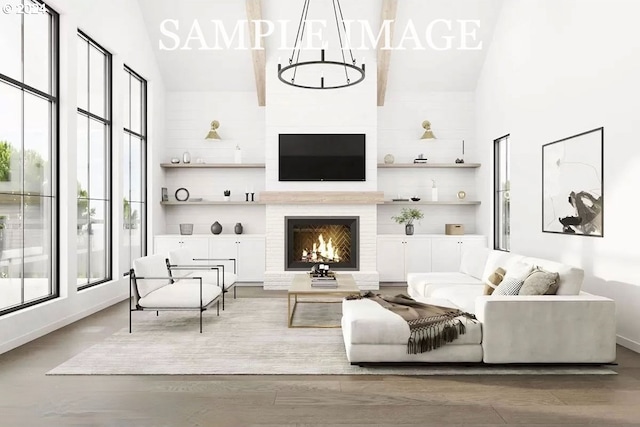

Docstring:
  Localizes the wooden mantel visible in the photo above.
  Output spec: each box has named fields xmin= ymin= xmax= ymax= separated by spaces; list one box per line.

xmin=259 ymin=191 xmax=384 ymax=205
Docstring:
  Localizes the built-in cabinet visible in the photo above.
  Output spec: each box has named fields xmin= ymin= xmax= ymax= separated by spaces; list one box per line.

xmin=377 ymin=235 xmax=487 ymax=282
xmin=154 ymin=235 xmax=266 ymax=282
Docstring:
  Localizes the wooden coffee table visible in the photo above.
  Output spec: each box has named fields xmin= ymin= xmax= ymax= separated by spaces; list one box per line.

xmin=288 ymin=273 xmax=360 ymax=328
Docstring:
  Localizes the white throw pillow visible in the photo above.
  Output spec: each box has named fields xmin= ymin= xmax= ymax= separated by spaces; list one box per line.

xmin=503 ymin=260 xmax=534 ymax=282
xmin=493 ymin=277 xmax=525 ymax=296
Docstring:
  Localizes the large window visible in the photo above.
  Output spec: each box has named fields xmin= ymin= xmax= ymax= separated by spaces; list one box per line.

xmin=122 ymin=66 xmax=146 ymax=273
xmin=77 ymin=32 xmax=111 ymax=289
xmin=494 ymin=135 xmax=511 ymax=251
xmin=0 ymin=1 xmax=58 ymax=315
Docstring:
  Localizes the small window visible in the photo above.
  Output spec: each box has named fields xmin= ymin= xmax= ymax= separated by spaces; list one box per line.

xmin=494 ymin=135 xmax=510 ymax=251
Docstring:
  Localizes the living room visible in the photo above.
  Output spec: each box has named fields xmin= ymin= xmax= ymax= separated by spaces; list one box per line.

xmin=1 ymin=0 xmax=640 ymax=425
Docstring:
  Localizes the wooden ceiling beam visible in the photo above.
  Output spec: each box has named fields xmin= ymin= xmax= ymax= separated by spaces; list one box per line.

xmin=246 ymin=0 xmax=266 ymax=106
xmin=377 ymin=0 xmax=398 ymax=106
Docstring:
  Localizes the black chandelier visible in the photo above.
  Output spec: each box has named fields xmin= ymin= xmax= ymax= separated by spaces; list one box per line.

xmin=277 ymin=0 xmax=365 ymax=90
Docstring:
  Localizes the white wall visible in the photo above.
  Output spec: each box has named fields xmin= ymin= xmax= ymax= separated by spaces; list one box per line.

xmin=0 ymin=0 xmax=165 ymax=354
xmin=476 ymin=0 xmax=640 ymax=351
xmin=161 ymin=91 xmax=266 ymax=236
xmin=378 ymin=91 xmax=479 ymax=234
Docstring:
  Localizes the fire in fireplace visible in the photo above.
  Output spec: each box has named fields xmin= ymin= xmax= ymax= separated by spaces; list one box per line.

xmin=285 ymin=216 xmax=359 ymax=271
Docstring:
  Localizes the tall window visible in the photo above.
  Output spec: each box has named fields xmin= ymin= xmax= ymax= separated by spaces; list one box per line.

xmin=494 ymin=135 xmax=511 ymax=251
xmin=0 ymin=1 xmax=58 ymax=315
xmin=122 ymin=66 xmax=146 ymax=273
xmin=77 ymin=32 xmax=111 ymax=289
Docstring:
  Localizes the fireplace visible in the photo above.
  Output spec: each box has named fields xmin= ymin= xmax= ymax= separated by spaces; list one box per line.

xmin=285 ymin=216 xmax=359 ymax=271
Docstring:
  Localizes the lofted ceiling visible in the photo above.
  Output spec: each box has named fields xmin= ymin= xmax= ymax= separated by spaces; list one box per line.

xmin=137 ymin=0 xmax=503 ymax=95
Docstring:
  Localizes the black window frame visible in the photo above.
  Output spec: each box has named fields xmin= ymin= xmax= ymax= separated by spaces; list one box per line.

xmin=0 ymin=0 xmax=60 ymax=316
xmin=122 ymin=65 xmax=147 ymax=271
xmin=493 ymin=134 xmax=510 ymax=252
xmin=76 ymin=30 xmax=113 ymax=290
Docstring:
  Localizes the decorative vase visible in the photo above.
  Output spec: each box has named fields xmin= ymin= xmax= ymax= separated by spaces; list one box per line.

xmin=384 ymin=154 xmax=394 ymax=164
xmin=182 ymin=151 xmax=191 ymax=164
xmin=234 ymin=222 xmax=243 ymax=234
xmin=210 ymin=221 xmax=222 ymax=235
xmin=431 ymin=180 xmax=438 ymax=202
xmin=405 ymin=224 xmax=414 ymax=235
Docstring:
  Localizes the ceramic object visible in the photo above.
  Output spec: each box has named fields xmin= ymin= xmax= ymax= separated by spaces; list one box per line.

xmin=234 ymin=222 xmax=243 ymax=235
xmin=405 ymin=224 xmax=414 ymax=235
xmin=457 ymin=190 xmax=467 ymax=200
xmin=170 ymin=158 xmax=180 ymax=164
xmin=210 ymin=221 xmax=222 ymax=235
xmin=182 ymin=151 xmax=191 ymax=164
xmin=384 ymin=154 xmax=394 ymax=164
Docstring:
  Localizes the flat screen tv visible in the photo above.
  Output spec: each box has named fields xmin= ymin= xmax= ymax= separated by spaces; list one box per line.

xmin=279 ymin=134 xmax=366 ymax=181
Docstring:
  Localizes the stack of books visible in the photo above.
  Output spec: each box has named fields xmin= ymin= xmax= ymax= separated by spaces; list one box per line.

xmin=311 ymin=276 xmax=338 ymax=288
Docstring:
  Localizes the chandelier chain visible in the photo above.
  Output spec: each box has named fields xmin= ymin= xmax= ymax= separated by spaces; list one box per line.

xmin=335 ymin=0 xmax=356 ymax=66
xmin=331 ymin=0 xmax=350 ymax=83
xmin=291 ymin=0 xmax=312 ymax=84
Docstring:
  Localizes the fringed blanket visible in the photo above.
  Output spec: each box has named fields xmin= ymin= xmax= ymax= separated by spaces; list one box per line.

xmin=346 ymin=292 xmax=477 ymax=354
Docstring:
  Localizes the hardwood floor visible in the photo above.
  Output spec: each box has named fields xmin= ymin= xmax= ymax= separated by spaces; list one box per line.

xmin=1 ymin=286 xmax=640 ymax=427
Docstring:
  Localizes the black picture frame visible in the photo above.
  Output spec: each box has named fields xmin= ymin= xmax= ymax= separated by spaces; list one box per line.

xmin=542 ymin=127 xmax=604 ymax=237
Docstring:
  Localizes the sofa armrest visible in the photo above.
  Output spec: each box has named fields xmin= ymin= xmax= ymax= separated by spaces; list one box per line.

xmin=475 ymin=295 xmax=616 ymax=364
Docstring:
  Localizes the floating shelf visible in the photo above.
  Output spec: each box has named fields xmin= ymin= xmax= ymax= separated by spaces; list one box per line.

xmin=160 ymin=201 xmax=264 ymax=206
xmin=377 ymin=163 xmax=481 ymax=169
xmin=383 ymin=200 xmax=481 ymax=205
xmin=160 ymin=163 xmax=265 ymax=169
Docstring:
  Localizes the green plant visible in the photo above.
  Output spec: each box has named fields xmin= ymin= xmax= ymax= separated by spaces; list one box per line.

xmin=392 ymin=208 xmax=424 ymax=226
xmin=224 ymin=190 xmax=231 ymax=196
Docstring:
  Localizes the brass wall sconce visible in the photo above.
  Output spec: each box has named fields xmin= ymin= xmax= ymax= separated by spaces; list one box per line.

xmin=205 ymin=120 xmax=221 ymax=140
xmin=420 ymin=120 xmax=436 ymax=140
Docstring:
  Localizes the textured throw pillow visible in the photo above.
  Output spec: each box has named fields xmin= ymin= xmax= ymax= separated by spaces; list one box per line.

xmin=483 ymin=267 xmax=506 ymax=295
xmin=519 ymin=268 xmax=560 ymax=295
xmin=493 ymin=277 xmax=525 ymax=296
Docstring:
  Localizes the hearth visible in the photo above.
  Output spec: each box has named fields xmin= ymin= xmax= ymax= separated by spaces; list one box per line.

xmin=285 ymin=216 xmax=359 ymax=271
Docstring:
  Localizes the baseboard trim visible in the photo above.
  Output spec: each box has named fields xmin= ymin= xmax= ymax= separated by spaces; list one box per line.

xmin=617 ymin=335 xmax=640 ymax=353
xmin=0 ymin=293 xmax=128 ymax=355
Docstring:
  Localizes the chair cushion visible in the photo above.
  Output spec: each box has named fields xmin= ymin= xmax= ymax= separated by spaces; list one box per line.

xmin=133 ymin=255 xmax=171 ymax=298
xmin=138 ymin=282 xmax=222 ymax=309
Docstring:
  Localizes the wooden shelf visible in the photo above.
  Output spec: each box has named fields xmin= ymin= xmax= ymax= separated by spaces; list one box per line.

xmin=160 ymin=201 xmax=264 ymax=206
xmin=160 ymin=163 xmax=265 ymax=169
xmin=383 ymin=200 xmax=481 ymax=205
xmin=378 ymin=163 xmax=481 ymax=169
xmin=259 ymin=191 xmax=384 ymax=205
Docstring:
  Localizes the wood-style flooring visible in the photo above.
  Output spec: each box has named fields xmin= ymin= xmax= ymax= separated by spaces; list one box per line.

xmin=1 ymin=286 xmax=640 ymax=427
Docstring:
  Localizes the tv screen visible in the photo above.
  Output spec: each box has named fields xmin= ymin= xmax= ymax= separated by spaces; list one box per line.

xmin=279 ymin=134 xmax=366 ymax=181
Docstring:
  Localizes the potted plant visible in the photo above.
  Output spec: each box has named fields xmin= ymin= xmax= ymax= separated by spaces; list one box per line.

xmin=223 ymin=190 xmax=231 ymax=202
xmin=392 ymin=208 xmax=424 ymax=235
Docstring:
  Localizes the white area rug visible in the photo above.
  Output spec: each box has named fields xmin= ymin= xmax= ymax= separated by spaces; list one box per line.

xmin=48 ymin=298 xmax=616 ymax=375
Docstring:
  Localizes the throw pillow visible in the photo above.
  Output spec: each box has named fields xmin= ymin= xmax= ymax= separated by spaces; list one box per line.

xmin=503 ymin=260 xmax=534 ymax=281
xmin=483 ymin=267 xmax=506 ymax=295
xmin=493 ymin=276 xmax=525 ymax=296
xmin=519 ymin=268 xmax=560 ymax=295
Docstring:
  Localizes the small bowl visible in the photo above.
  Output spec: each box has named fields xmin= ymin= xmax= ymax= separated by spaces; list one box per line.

xmin=410 ymin=197 xmax=421 ymax=202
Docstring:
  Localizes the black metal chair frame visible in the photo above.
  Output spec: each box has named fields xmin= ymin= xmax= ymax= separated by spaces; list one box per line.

xmin=167 ymin=257 xmax=237 ymax=310
xmin=127 ymin=268 xmax=221 ymax=333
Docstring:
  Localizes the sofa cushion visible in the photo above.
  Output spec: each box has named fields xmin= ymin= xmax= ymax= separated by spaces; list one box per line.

xmin=484 ymin=267 xmax=506 ymax=295
xmin=519 ymin=268 xmax=560 ymax=295
xmin=133 ymin=255 xmax=172 ymax=298
xmin=521 ymin=257 xmax=584 ymax=295
xmin=428 ymin=285 xmax=484 ymax=314
xmin=481 ymin=251 xmax=526 ymax=282
xmin=342 ymin=298 xmax=481 ymax=346
xmin=407 ymin=272 xmax=482 ymax=299
xmin=459 ymin=246 xmax=491 ymax=279
xmin=493 ymin=277 xmax=525 ymax=296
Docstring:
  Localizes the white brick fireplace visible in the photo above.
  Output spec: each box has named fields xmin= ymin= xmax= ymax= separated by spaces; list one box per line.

xmin=263 ymin=204 xmax=379 ymax=290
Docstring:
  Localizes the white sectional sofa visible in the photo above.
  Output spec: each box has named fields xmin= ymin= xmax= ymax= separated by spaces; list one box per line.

xmin=342 ymin=247 xmax=617 ymax=364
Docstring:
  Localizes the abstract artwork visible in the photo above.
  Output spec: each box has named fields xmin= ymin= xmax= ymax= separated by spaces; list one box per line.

xmin=542 ymin=127 xmax=604 ymax=237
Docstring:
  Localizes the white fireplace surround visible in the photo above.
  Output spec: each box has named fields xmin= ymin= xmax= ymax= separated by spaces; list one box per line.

xmin=264 ymin=204 xmax=379 ymax=290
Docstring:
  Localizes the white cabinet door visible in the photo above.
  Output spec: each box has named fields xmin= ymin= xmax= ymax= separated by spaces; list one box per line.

xmin=431 ymin=238 xmax=462 ymax=272
xmin=208 ymin=236 xmax=239 ymax=276
xmin=405 ymin=237 xmax=432 ymax=276
xmin=236 ymin=236 xmax=265 ymax=282
xmin=460 ymin=236 xmax=487 ymax=256
xmin=154 ymin=237 xmax=183 ymax=256
xmin=154 ymin=236 xmax=208 ymax=257
xmin=377 ymin=237 xmax=406 ymax=282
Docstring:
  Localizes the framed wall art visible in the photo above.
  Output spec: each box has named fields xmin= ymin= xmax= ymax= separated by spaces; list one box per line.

xmin=542 ymin=127 xmax=604 ymax=237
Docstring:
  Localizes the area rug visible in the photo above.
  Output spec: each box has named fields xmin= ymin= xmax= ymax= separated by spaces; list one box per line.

xmin=48 ymin=298 xmax=615 ymax=375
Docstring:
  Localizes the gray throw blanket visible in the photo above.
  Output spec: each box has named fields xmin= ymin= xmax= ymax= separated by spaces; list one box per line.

xmin=347 ymin=292 xmax=477 ymax=354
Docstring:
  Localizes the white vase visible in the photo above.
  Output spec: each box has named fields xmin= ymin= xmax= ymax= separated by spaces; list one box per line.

xmin=431 ymin=187 xmax=438 ymax=202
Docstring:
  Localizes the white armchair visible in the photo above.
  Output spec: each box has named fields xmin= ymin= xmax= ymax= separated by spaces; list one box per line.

xmin=129 ymin=254 xmax=222 ymax=333
xmin=167 ymin=248 xmax=238 ymax=310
